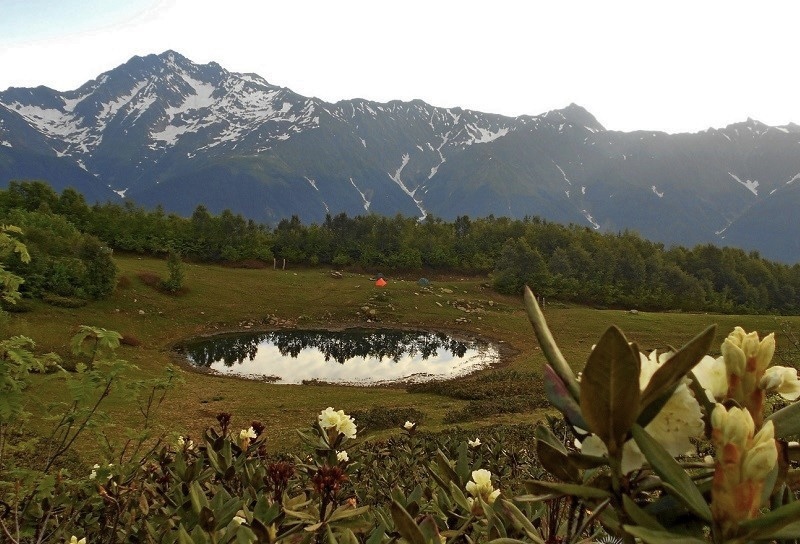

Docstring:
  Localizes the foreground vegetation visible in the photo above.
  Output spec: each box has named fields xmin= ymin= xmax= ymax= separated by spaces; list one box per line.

xmin=3 ymin=181 xmax=800 ymax=542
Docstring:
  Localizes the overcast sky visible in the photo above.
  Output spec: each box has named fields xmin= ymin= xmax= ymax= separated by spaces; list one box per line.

xmin=1 ymin=0 xmax=797 ymax=134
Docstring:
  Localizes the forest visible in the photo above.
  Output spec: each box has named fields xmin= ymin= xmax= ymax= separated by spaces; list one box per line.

xmin=1 ymin=180 xmax=799 ymax=314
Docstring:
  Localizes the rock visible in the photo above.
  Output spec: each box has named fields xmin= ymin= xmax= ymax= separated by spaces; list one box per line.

xmin=435 ymin=301 xmax=443 ymax=307
xmin=138 ymin=309 xmax=145 ymax=315
xmin=330 ymin=271 xmax=343 ymax=279
xmin=629 ymin=309 xmax=640 ymax=315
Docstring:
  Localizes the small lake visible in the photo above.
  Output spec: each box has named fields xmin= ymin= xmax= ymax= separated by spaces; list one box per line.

xmin=181 ymin=329 xmax=500 ymax=385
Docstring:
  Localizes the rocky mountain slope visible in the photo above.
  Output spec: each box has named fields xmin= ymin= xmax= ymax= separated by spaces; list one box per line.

xmin=1 ymin=51 xmax=798 ymax=262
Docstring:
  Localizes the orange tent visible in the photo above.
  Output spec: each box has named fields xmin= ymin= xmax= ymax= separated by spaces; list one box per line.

xmin=375 ymin=278 xmax=387 ymax=287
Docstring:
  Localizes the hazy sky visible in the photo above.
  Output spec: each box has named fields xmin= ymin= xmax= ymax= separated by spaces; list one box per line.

xmin=1 ymin=0 xmax=797 ymax=134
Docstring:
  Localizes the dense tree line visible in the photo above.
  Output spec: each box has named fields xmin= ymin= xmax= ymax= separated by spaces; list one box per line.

xmin=1 ymin=180 xmax=798 ymax=313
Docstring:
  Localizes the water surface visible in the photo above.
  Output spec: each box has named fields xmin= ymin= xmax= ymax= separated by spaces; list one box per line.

xmin=182 ymin=329 xmax=499 ymax=385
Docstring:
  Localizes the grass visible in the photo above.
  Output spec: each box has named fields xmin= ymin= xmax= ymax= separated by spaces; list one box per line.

xmin=4 ymin=252 xmax=799 ymax=460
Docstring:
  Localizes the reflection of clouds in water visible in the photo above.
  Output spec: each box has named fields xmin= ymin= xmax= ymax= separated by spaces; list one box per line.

xmin=207 ymin=343 xmax=499 ymax=385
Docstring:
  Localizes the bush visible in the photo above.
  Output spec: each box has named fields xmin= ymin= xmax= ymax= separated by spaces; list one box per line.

xmin=349 ymin=406 xmax=425 ymax=431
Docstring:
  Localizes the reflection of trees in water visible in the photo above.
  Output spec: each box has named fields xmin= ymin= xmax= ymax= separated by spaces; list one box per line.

xmin=185 ymin=330 xmax=476 ymax=368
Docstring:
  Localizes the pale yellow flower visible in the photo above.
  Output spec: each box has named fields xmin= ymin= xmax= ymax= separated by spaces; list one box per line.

xmin=239 ymin=427 xmax=257 ymax=441
xmin=336 ymin=450 xmax=349 ymax=462
xmin=760 ymin=365 xmax=800 ymax=400
xmin=465 ymin=469 xmax=500 ymax=504
xmin=468 ymin=438 xmax=481 ymax=448
xmin=70 ymin=537 xmax=86 ymax=544
xmin=403 ymin=420 xmax=415 ymax=430
xmin=692 ymin=355 xmax=728 ymax=401
xmin=318 ymin=407 xmax=357 ymax=439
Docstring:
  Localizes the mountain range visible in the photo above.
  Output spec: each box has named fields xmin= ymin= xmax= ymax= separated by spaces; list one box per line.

xmin=1 ymin=50 xmax=798 ymax=263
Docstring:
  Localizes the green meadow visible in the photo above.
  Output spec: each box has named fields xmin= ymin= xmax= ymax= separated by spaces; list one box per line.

xmin=5 ymin=253 xmax=799 ymax=457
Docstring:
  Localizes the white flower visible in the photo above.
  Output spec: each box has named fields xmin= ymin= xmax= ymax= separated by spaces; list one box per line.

xmin=177 ymin=435 xmax=185 ymax=447
xmin=337 ymin=450 xmax=349 ymax=462
xmin=70 ymin=537 xmax=86 ymax=544
xmin=760 ymin=365 xmax=800 ymax=400
xmin=232 ymin=515 xmax=246 ymax=525
xmin=89 ymin=463 xmax=100 ymax=480
xmin=318 ymin=407 xmax=358 ymax=439
xmin=403 ymin=421 xmax=415 ymax=430
xmin=692 ymin=355 xmax=728 ymax=401
xmin=468 ymin=438 xmax=481 ymax=448
xmin=239 ymin=427 xmax=257 ymax=441
xmin=465 ymin=469 xmax=500 ymax=504
xmin=579 ymin=349 xmax=705 ymax=473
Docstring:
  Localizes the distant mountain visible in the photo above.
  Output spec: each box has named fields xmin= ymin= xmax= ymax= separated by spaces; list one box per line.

xmin=1 ymin=50 xmax=799 ymax=262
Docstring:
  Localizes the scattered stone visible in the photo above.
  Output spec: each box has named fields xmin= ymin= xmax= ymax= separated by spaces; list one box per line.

xmin=330 ymin=271 xmax=343 ymax=279
xmin=488 ymin=301 xmax=495 ymax=307
xmin=629 ymin=309 xmax=640 ymax=315
xmin=441 ymin=288 xmax=453 ymax=294
xmin=138 ymin=309 xmax=145 ymax=315
xmin=435 ymin=301 xmax=443 ymax=307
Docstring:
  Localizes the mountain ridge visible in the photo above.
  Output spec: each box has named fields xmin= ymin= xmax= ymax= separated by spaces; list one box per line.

xmin=1 ymin=50 xmax=798 ymax=262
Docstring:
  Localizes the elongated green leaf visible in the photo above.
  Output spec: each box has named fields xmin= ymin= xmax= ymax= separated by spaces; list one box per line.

xmin=543 ymin=365 xmax=588 ymax=430
xmin=631 ymin=425 xmax=712 ymax=522
xmin=623 ymin=525 xmax=707 ymax=544
xmin=763 ymin=520 xmax=800 ymax=540
xmin=622 ymin=495 xmax=665 ymax=531
xmin=390 ymin=500 xmax=426 ymax=544
xmin=765 ymin=399 xmax=800 ymax=438
xmin=739 ymin=498 xmax=800 ymax=539
xmin=435 ymin=449 xmax=461 ymax=487
xmin=522 ymin=480 xmax=610 ymax=500
xmin=580 ymin=326 xmax=641 ymax=452
xmin=449 ymin=480 xmax=472 ymax=512
xmin=498 ymin=499 xmax=545 ymax=544
xmin=328 ymin=505 xmax=370 ymax=522
xmin=639 ymin=325 xmax=716 ymax=410
xmin=524 ymin=286 xmax=580 ymax=400
xmin=536 ymin=437 xmax=580 ymax=482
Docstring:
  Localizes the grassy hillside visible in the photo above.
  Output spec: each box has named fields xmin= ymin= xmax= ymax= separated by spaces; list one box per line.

xmin=4 ymin=253 xmax=798 ymax=457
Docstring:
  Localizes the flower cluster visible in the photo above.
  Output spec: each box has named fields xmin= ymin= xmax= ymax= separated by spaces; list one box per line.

xmin=710 ymin=404 xmax=777 ymax=538
xmin=318 ymin=407 xmax=357 ymax=439
xmin=465 ymin=469 xmax=500 ymax=516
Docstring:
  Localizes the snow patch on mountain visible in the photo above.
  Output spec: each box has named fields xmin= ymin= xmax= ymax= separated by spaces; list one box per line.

xmin=581 ymin=209 xmax=600 ymax=229
xmin=350 ymin=177 xmax=370 ymax=211
xmin=728 ymin=172 xmax=759 ymax=195
xmin=389 ymin=153 xmax=427 ymax=218
xmin=553 ymin=162 xmax=571 ymax=185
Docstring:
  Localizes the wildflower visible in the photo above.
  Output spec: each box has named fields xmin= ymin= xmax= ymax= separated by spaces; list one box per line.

xmin=89 ymin=463 xmax=100 ymax=480
xmin=468 ymin=438 xmax=481 ymax=448
xmin=465 ymin=469 xmax=500 ymax=515
xmin=232 ymin=515 xmax=246 ymax=525
xmin=239 ymin=427 xmax=257 ymax=449
xmin=250 ymin=420 xmax=266 ymax=437
xmin=267 ymin=461 xmax=295 ymax=501
xmin=710 ymin=404 xmax=777 ymax=539
xmin=692 ymin=355 xmax=728 ymax=401
xmin=337 ymin=450 xmax=349 ymax=462
xmin=580 ymin=349 xmax=705 ymax=473
xmin=217 ymin=412 xmax=232 ymax=434
xmin=721 ymin=327 xmax=775 ymax=426
xmin=403 ymin=420 xmax=415 ymax=430
xmin=318 ymin=407 xmax=357 ymax=440
xmin=312 ymin=465 xmax=348 ymax=513
xmin=70 ymin=537 xmax=86 ymax=544
xmin=759 ymin=365 xmax=800 ymax=401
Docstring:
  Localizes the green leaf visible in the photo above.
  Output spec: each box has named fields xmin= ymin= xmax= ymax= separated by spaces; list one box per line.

xmin=580 ymin=326 xmax=641 ymax=453
xmin=434 ymin=449 xmax=461 ymax=487
xmin=622 ymin=495 xmax=665 ymax=531
xmin=762 ymin=520 xmax=800 ymax=540
xmin=639 ymin=325 xmax=716 ymax=412
xmin=390 ymin=500 xmax=426 ymax=544
xmin=739 ymin=498 xmax=800 ymax=540
xmin=623 ymin=525 xmax=707 ymax=544
xmin=521 ymin=480 xmax=610 ymax=501
xmin=631 ymin=425 xmax=712 ymax=522
xmin=449 ymin=480 xmax=472 ymax=512
xmin=535 ymin=435 xmax=580 ymax=482
xmin=497 ymin=499 xmax=545 ymax=544
xmin=328 ymin=505 xmax=370 ymax=522
xmin=765 ymin=399 xmax=800 ymax=438
xmin=543 ymin=365 xmax=588 ymax=430
xmin=524 ymin=286 xmax=580 ymax=400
